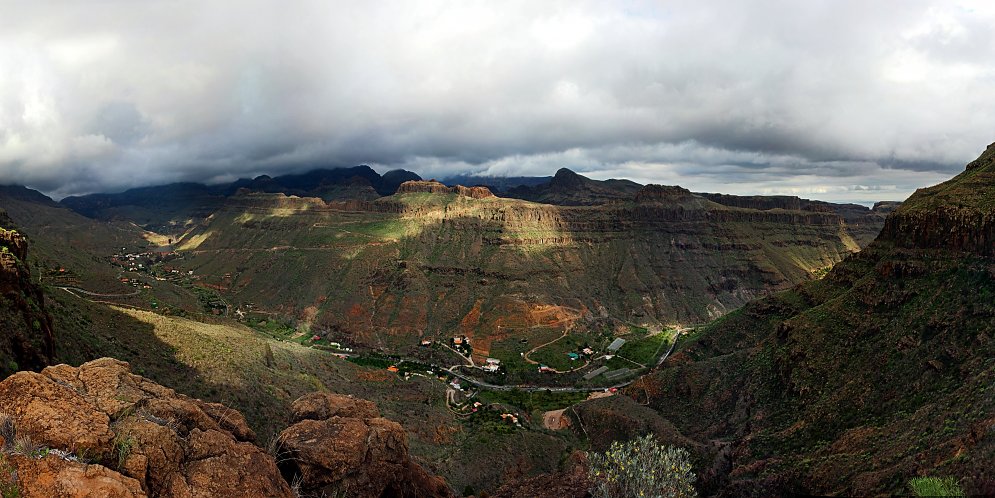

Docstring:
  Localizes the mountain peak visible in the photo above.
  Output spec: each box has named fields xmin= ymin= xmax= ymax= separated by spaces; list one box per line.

xmin=550 ymin=168 xmax=587 ymax=189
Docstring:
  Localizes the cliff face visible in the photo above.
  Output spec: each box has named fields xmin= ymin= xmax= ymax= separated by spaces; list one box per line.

xmin=610 ymin=143 xmax=995 ymax=496
xmin=396 ymin=180 xmax=495 ymax=199
xmin=0 ymin=358 xmax=451 ymax=498
xmin=0 ymin=211 xmax=54 ymax=376
xmin=878 ymin=142 xmax=995 ymax=257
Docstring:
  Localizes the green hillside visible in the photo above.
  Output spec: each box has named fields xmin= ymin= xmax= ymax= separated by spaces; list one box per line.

xmin=167 ymin=183 xmax=883 ymax=375
xmin=617 ymin=142 xmax=995 ymax=495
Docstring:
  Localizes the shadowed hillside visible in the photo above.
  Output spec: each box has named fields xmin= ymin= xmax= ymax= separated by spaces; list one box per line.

xmin=606 ymin=142 xmax=995 ymax=496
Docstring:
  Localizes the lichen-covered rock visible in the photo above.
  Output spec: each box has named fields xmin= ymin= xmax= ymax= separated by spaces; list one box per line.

xmin=0 ymin=370 xmax=114 ymax=455
xmin=0 ymin=358 xmax=293 ymax=498
xmin=5 ymin=453 xmax=146 ymax=498
xmin=276 ymin=392 xmax=453 ymax=498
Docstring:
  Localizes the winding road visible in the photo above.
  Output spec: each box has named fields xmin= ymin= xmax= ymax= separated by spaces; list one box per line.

xmin=438 ymin=330 xmax=684 ymax=394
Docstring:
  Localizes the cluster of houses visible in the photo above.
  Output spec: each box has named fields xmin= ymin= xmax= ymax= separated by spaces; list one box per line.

xmin=118 ymin=277 xmax=153 ymax=290
xmin=109 ymin=249 xmax=196 ymax=291
xmin=564 ymin=345 xmax=597 ymax=362
xmin=450 ymin=335 xmax=472 ymax=356
xmin=482 ymin=357 xmax=501 ymax=373
xmin=45 ymin=267 xmax=80 ymax=287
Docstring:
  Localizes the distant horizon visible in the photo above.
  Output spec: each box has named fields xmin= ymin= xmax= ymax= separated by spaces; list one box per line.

xmin=3 ymin=2 xmax=993 ymax=204
xmin=8 ymin=163 xmax=912 ymax=208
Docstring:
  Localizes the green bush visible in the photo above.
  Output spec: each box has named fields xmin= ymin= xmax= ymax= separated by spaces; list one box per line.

xmin=588 ymin=434 xmax=696 ymax=498
xmin=907 ymin=476 xmax=964 ymax=497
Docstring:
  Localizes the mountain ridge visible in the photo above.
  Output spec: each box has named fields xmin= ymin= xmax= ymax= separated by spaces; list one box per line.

xmin=583 ymin=142 xmax=995 ymax=495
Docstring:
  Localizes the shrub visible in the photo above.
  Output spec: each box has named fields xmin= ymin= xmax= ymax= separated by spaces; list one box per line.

xmin=908 ymin=476 xmax=964 ymax=497
xmin=0 ymin=455 xmax=19 ymax=498
xmin=0 ymin=413 xmax=14 ymax=452
xmin=588 ymin=434 xmax=697 ymax=498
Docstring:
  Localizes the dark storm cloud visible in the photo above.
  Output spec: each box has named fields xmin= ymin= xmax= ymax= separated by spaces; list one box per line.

xmin=0 ymin=0 xmax=993 ymax=202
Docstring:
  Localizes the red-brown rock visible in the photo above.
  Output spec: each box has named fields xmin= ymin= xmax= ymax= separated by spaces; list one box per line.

xmin=276 ymin=392 xmax=453 ymax=498
xmin=6 ymin=453 xmax=146 ymax=498
xmin=0 ymin=358 xmax=293 ymax=498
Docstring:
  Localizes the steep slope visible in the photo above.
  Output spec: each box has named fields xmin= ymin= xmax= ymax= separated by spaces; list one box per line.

xmin=171 ymin=180 xmax=880 ymax=367
xmin=0 ymin=210 xmax=54 ymax=376
xmin=618 ymin=142 xmax=995 ymax=496
xmin=0 ymin=187 xmax=149 ymax=293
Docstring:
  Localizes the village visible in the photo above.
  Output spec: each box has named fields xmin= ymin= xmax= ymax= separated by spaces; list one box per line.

xmin=54 ymin=242 xmax=681 ymax=441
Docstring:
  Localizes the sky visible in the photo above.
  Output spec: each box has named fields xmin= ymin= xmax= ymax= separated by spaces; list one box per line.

xmin=1 ymin=1 xmax=994 ymax=202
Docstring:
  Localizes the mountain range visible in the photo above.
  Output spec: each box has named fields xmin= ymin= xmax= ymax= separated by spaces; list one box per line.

xmin=6 ymin=145 xmax=993 ymax=496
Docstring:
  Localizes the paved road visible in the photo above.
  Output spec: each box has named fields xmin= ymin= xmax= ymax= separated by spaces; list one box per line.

xmin=438 ymin=332 xmax=683 ymax=393
xmin=57 ymin=286 xmax=141 ymax=298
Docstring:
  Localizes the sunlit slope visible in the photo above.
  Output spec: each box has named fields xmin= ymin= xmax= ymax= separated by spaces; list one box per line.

xmin=47 ymin=290 xmax=578 ymax=494
xmin=173 ymin=183 xmax=880 ymax=355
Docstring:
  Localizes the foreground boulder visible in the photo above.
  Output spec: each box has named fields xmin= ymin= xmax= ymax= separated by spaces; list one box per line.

xmin=0 ymin=358 xmax=293 ymax=498
xmin=276 ymin=392 xmax=453 ymax=498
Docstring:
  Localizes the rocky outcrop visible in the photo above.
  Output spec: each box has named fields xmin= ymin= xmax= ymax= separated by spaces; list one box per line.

xmin=275 ymin=392 xmax=453 ymax=498
xmin=0 ymin=212 xmax=54 ymax=376
xmin=3 ymin=453 xmax=145 ymax=498
xmin=0 ymin=358 xmax=294 ymax=498
xmin=872 ymin=201 xmax=901 ymax=214
xmin=878 ymin=143 xmax=995 ymax=257
xmin=396 ymin=180 xmax=495 ymax=199
xmin=634 ymin=184 xmax=694 ymax=203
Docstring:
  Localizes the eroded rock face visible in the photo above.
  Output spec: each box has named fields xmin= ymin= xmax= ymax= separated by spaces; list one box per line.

xmin=276 ymin=392 xmax=453 ymax=498
xmin=396 ymin=180 xmax=495 ymax=199
xmin=0 ymin=213 xmax=55 ymax=376
xmin=0 ymin=358 xmax=293 ymax=498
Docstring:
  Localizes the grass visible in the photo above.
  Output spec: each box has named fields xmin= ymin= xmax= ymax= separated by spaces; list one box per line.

xmin=113 ymin=434 xmax=135 ymax=470
xmin=476 ymin=389 xmax=588 ymax=415
xmin=615 ymin=330 xmax=673 ymax=365
xmin=907 ymin=477 xmax=964 ymax=497
xmin=0 ymin=455 xmax=19 ymax=498
xmin=527 ymin=333 xmax=593 ymax=371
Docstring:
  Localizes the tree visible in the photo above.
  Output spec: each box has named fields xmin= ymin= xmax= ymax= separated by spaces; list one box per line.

xmin=588 ymin=434 xmax=696 ymax=498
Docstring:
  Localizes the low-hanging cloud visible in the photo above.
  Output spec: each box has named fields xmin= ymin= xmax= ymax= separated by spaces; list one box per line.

xmin=0 ymin=0 xmax=993 ymax=202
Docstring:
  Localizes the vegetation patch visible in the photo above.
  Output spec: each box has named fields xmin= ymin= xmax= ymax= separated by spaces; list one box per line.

xmin=476 ymin=389 xmax=587 ymax=415
xmin=615 ymin=329 xmax=673 ymax=365
xmin=907 ymin=476 xmax=964 ymax=497
xmin=587 ymin=434 xmax=696 ymax=498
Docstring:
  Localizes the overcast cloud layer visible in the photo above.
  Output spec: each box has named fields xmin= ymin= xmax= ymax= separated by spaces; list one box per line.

xmin=1 ymin=1 xmax=994 ymax=202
